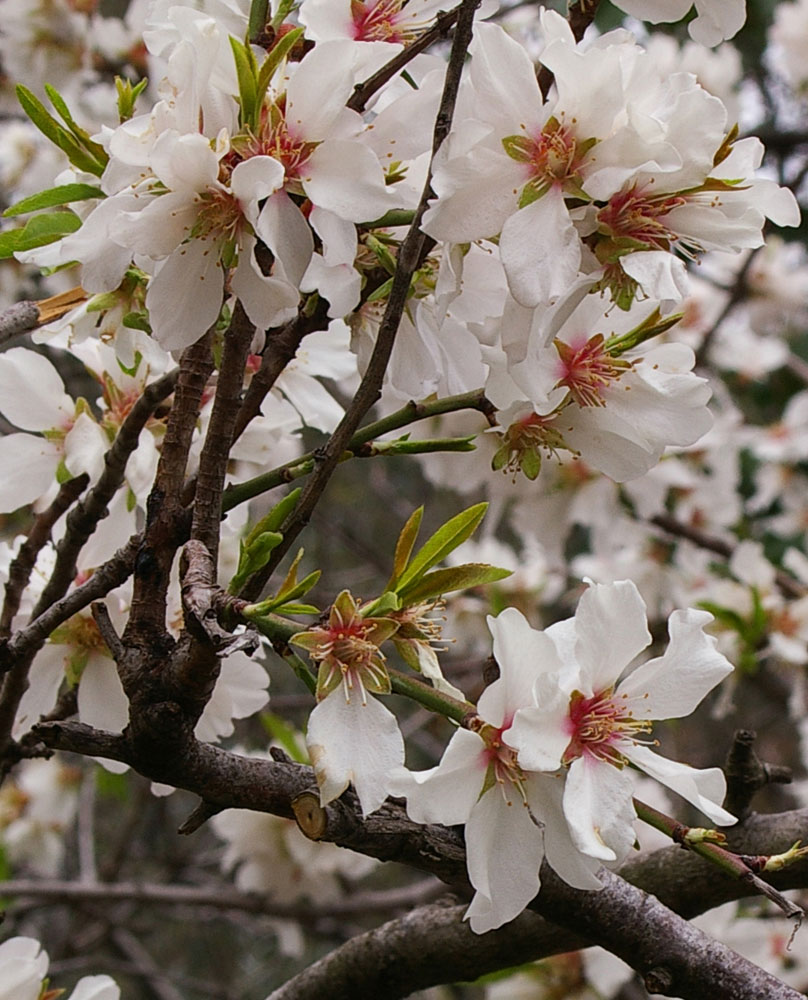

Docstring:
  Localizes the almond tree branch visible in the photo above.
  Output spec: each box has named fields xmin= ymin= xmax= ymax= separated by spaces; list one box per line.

xmin=190 ymin=302 xmax=254 ymax=563
xmin=124 ymin=332 xmax=213 ymax=642
xmin=239 ymin=0 xmax=483 ymax=602
xmin=0 ymin=473 xmax=89 ymax=641
xmin=347 ymin=5 xmax=462 ymax=113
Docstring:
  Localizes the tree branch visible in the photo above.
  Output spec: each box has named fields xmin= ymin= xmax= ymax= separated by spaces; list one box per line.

xmin=239 ymin=0 xmax=483 ymax=601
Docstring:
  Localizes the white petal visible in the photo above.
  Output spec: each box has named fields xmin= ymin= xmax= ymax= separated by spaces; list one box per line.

xmin=67 ymin=976 xmax=121 ymax=1000
xmin=573 ymin=580 xmax=651 ymax=694
xmin=302 ymin=140 xmax=395 ymax=222
xmin=464 ymin=784 xmax=545 ymax=933
xmin=624 ymin=744 xmax=736 ymax=826
xmin=306 ymin=689 xmax=404 ymax=817
xmin=388 ymin=728 xmax=485 ymax=826
xmin=528 ymin=772 xmax=603 ymax=890
xmin=483 ymin=607 xmax=565 ymax=726
xmin=146 ymin=240 xmax=225 ymax=352
xmin=500 ymin=190 xmax=581 ymax=307
xmin=0 ymin=434 xmax=60 ymax=511
xmin=563 ymin=756 xmax=635 ymax=861
xmin=617 ymin=609 xmax=733 ymax=719
xmin=0 ymin=348 xmax=72 ymax=431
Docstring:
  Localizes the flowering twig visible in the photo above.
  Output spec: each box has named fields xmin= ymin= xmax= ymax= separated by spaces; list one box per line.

xmin=238 ymin=0 xmax=483 ymax=603
xmin=347 ymin=5 xmax=462 ymax=113
xmin=634 ymin=796 xmax=804 ymax=921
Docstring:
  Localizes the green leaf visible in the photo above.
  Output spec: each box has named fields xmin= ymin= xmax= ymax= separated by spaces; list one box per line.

xmin=257 ymin=26 xmax=305 ymax=104
xmin=248 ymin=0 xmax=270 ymax=40
xmin=245 ymin=487 xmax=301 ymax=546
xmin=231 ymin=35 xmax=259 ymax=129
xmin=116 ymin=75 xmax=149 ymax=122
xmin=399 ymin=563 xmax=512 ymax=604
xmin=387 ymin=506 xmax=423 ymax=589
xmin=394 ymin=503 xmax=489 ymax=592
xmin=44 ymin=84 xmax=108 ymax=165
xmin=3 ymin=183 xmax=104 ymax=218
xmin=16 ymin=85 xmax=106 ymax=176
xmin=228 ymin=529 xmax=283 ymax=595
xmin=0 ymin=209 xmax=81 ymax=259
xmin=276 ymin=568 xmax=321 ymax=606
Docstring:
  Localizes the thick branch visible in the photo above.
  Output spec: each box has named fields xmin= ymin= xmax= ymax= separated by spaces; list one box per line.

xmin=190 ymin=303 xmax=254 ymax=562
xmin=125 ymin=333 xmax=213 ymax=641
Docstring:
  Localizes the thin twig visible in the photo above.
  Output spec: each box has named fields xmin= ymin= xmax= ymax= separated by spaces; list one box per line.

xmin=239 ymin=0 xmax=483 ymax=602
xmin=0 ymin=473 xmax=89 ymax=641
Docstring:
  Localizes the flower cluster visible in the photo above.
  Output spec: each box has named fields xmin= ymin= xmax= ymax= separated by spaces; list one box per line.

xmin=390 ymin=579 xmax=735 ymax=931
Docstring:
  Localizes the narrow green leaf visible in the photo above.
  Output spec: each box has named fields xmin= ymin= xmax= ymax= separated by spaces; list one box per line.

xmin=0 ymin=210 xmax=81 ymax=259
xmin=245 ymin=487 xmax=301 ymax=546
xmin=257 ymin=26 xmax=305 ymax=103
xmin=399 ymin=563 xmax=512 ymax=604
xmin=44 ymin=84 xmax=108 ymax=165
xmin=16 ymin=86 xmax=105 ymax=176
xmin=230 ymin=35 xmax=259 ymax=128
xmin=3 ymin=183 xmax=104 ymax=218
xmin=394 ymin=503 xmax=489 ymax=592
xmin=248 ymin=0 xmax=270 ymax=41
xmin=387 ymin=506 xmax=423 ymax=590
xmin=276 ymin=568 xmax=321 ymax=605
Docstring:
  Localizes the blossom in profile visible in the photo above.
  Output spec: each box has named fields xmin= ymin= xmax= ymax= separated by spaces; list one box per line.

xmin=293 ymin=590 xmax=404 ymax=817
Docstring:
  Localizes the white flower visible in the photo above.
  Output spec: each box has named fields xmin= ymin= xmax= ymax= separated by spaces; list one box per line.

xmin=0 ymin=936 xmax=119 ymax=1000
xmin=611 ymin=0 xmax=746 ymax=46
xmin=390 ymin=605 xmax=603 ymax=934
xmin=508 ymin=580 xmax=736 ymax=863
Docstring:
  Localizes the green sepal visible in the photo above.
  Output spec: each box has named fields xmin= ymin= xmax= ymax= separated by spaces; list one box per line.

xmin=518 ymin=177 xmax=550 ymax=209
xmin=115 ymin=75 xmax=149 ymax=122
xmin=3 ymin=183 xmax=104 ymax=218
xmin=121 ymin=311 xmax=151 ymax=333
xmin=501 ymin=134 xmax=533 ymax=162
xmin=365 ymin=233 xmax=398 ymax=276
xmin=55 ymin=459 xmax=73 ymax=485
xmin=0 ymin=209 xmax=81 ymax=259
xmin=398 ymin=563 xmax=512 ymax=605
xmin=604 ymin=308 xmax=684 ymax=356
xmin=520 ymin=446 xmax=541 ymax=480
xmin=479 ymin=763 xmax=496 ymax=800
xmin=393 ymin=503 xmax=490 ymax=593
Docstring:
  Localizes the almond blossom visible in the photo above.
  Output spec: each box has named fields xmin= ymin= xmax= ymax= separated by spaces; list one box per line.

xmin=389 ymin=606 xmax=606 ymax=934
xmin=507 ymin=580 xmax=736 ymax=864
xmin=292 ymin=590 xmax=404 ymax=817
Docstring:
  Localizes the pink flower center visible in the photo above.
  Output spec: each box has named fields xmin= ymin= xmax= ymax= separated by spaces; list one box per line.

xmin=597 ymin=187 xmax=687 ymax=252
xmin=563 ymin=689 xmax=652 ymax=765
xmin=350 ymin=0 xmax=419 ymax=43
xmin=554 ymin=334 xmax=631 ymax=408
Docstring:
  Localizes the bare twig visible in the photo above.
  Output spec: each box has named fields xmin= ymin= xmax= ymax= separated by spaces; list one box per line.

xmin=0 ymin=473 xmax=89 ymax=641
xmin=347 ymin=5 xmax=462 ymax=113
